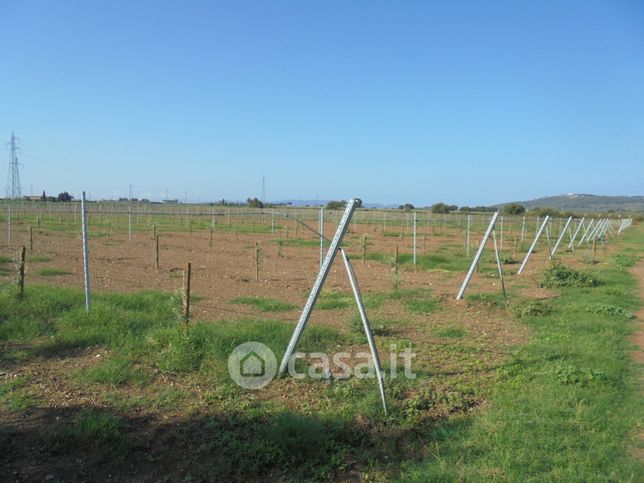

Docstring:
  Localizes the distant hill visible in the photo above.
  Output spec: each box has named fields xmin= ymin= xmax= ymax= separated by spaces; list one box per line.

xmin=498 ymin=194 xmax=644 ymax=213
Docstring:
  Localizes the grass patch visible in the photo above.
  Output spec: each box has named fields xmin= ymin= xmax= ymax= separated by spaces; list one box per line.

xmin=434 ymin=325 xmax=467 ymax=339
xmin=231 ymin=296 xmax=296 ymax=312
xmin=511 ymin=298 xmax=552 ymax=318
xmin=401 ymin=231 xmax=644 ymax=481
xmin=27 ymin=254 xmax=51 ymax=262
xmin=44 ymin=409 xmax=131 ymax=456
xmin=0 ymin=376 xmax=36 ymax=412
xmin=363 ymin=251 xmax=473 ymax=272
xmin=465 ymin=291 xmax=505 ymax=306
xmin=585 ymin=303 xmax=631 ymax=318
xmin=76 ymin=357 xmax=153 ymax=386
xmin=316 ymin=290 xmax=352 ymax=310
xmin=36 ymin=268 xmax=71 ymax=277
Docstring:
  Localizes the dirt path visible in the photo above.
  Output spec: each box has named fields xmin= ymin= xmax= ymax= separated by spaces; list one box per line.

xmin=631 ymin=260 xmax=644 ymax=365
xmin=630 ymin=260 xmax=644 ymax=461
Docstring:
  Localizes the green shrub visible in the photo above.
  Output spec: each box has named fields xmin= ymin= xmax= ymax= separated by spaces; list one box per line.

xmin=538 ymin=262 xmax=596 ymax=288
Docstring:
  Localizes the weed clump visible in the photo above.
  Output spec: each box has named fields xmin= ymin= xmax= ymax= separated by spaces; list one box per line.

xmin=511 ymin=299 xmax=552 ymax=318
xmin=613 ymin=254 xmax=636 ymax=268
xmin=585 ymin=303 xmax=631 ymax=318
xmin=538 ymin=262 xmax=596 ymax=289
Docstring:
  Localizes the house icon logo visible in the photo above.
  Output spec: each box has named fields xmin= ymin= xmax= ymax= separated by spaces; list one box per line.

xmin=228 ymin=342 xmax=277 ymax=389
xmin=240 ymin=350 xmax=265 ymax=377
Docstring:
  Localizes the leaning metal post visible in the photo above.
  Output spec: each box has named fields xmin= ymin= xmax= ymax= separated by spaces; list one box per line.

xmin=492 ymin=230 xmax=508 ymax=306
xmin=456 ymin=211 xmax=499 ymax=300
xmin=550 ymin=216 xmax=572 ymax=259
xmin=578 ymin=218 xmax=596 ymax=246
xmin=279 ymin=199 xmax=357 ymax=376
xmin=567 ymin=217 xmax=585 ymax=250
xmin=518 ymin=215 xmax=550 ymax=275
xmin=340 ymin=249 xmax=388 ymax=414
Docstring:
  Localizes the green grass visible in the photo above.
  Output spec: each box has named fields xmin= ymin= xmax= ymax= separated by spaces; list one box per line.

xmin=230 ymin=296 xmax=296 ymax=312
xmin=36 ymin=267 xmax=70 ymax=277
xmin=43 ymin=409 xmax=131 ymax=456
xmin=272 ymin=237 xmax=329 ymax=248
xmin=360 ymin=250 xmax=488 ymax=273
xmin=434 ymin=325 xmax=467 ymax=339
xmin=400 ymin=235 xmax=644 ymax=481
xmin=27 ymin=254 xmax=51 ymax=262
xmin=315 ymin=289 xmax=353 ymax=310
xmin=0 ymin=376 xmax=36 ymax=412
xmin=389 ymin=288 xmax=441 ymax=314
xmin=0 ymin=226 xmax=642 ymax=480
xmin=76 ymin=357 xmax=153 ymax=386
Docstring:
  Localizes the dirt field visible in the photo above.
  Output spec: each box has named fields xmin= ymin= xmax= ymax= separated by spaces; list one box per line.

xmin=1 ymin=211 xmax=629 ymax=481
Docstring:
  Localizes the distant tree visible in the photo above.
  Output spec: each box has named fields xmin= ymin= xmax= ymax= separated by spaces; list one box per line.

xmin=57 ymin=191 xmax=73 ymax=202
xmin=470 ymin=205 xmax=496 ymax=212
xmin=430 ymin=202 xmax=452 ymax=214
xmin=41 ymin=190 xmax=47 ymax=202
xmin=459 ymin=206 xmax=471 ymax=212
xmin=398 ymin=203 xmax=415 ymax=211
xmin=325 ymin=200 xmax=347 ymax=210
xmin=247 ymin=197 xmax=264 ymax=208
xmin=502 ymin=203 xmax=526 ymax=215
xmin=530 ymin=207 xmax=560 ymax=217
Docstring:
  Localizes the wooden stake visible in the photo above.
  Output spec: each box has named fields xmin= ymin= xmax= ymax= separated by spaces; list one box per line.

xmin=592 ymin=239 xmax=596 ymax=254
xmin=183 ymin=262 xmax=191 ymax=322
xmin=513 ymin=235 xmax=517 ymax=258
xmin=255 ymin=242 xmax=260 ymax=282
xmin=209 ymin=226 xmax=213 ymax=248
xmin=18 ymin=246 xmax=25 ymax=299
xmin=362 ymin=234 xmax=367 ymax=265
xmin=29 ymin=226 xmax=33 ymax=251
xmin=155 ymin=234 xmax=160 ymax=269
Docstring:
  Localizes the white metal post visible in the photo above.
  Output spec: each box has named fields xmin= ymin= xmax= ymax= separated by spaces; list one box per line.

xmin=128 ymin=205 xmax=132 ymax=241
xmin=518 ymin=215 xmax=550 ymax=275
xmin=550 ymin=216 xmax=572 ymax=258
xmin=279 ymin=199 xmax=358 ymax=376
xmin=456 ymin=212 xmax=499 ymax=300
xmin=7 ymin=205 xmax=11 ymax=246
xmin=499 ymin=215 xmax=504 ymax=250
xmin=492 ymin=230 xmax=508 ymax=306
xmin=340 ymin=249 xmax=387 ymax=414
xmin=413 ymin=211 xmax=417 ymax=266
xmin=466 ymin=214 xmax=471 ymax=256
xmin=81 ymin=191 xmax=91 ymax=312
xmin=578 ymin=219 xmax=596 ymax=246
xmin=319 ymin=207 xmax=324 ymax=268
xmin=567 ymin=217 xmax=585 ymax=250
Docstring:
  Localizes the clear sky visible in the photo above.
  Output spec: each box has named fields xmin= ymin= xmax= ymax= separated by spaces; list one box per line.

xmin=1 ymin=1 xmax=643 ymax=206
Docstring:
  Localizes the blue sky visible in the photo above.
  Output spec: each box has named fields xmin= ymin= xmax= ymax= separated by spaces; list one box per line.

xmin=1 ymin=1 xmax=643 ymax=205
